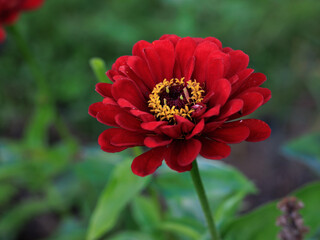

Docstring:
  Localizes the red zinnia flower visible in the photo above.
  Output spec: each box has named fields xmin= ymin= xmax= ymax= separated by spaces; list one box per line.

xmin=89 ymin=34 xmax=271 ymax=177
xmin=0 ymin=0 xmax=44 ymax=42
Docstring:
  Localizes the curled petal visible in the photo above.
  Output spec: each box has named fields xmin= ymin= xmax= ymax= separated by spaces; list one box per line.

xmin=186 ymin=119 xmax=205 ymax=139
xmin=208 ymin=78 xmax=231 ymax=107
xmin=115 ymin=112 xmax=142 ymax=131
xmin=165 ymin=140 xmax=201 ymax=170
xmin=95 ymin=83 xmax=112 ymax=98
xmin=218 ymin=99 xmax=244 ymax=119
xmin=141 ymin=121 xmax=167 ymax=131
xmin=88 ymin=102 xmax=106 ymax=117
xmin=240 ymin=119 xmax=271 ymax=142
xmin=200 ymin=138 xmax=231 ymax=160
xmin=112 ymin=79 xmax=147 ymax=111
xmin=207 ymin=124 xmax=250 ymax=143
xmin=98 ymin=129 xmax=127 ymax=153
xmin=131 ymin=147 xmax=166 ymax=177
xmin=144 ymin=136 xmax=172 ymax=148
xmin=227 ymin=50 xmax=249 ymax=78
xmin=110 ymin=129 xmax=145 ymax=147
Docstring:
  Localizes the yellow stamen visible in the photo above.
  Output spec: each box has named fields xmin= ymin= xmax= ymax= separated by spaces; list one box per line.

xmin=148 ymin=78 xmax=204 ymax=123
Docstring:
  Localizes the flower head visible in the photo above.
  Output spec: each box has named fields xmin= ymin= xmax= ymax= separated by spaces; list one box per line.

xmin=0 ymin=0 xmax=44 ymax=42
xmin=89 ymin=34 xmax=271 ymax=177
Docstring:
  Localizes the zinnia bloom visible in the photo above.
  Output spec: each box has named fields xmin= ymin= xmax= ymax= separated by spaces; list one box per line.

xmin=0 ymin=0 xmax=44 ymax=42
xmin=89 ymin=34 xmax=271 ymax=177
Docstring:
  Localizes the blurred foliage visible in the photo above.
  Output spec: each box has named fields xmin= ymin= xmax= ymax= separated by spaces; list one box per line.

xmin=1 ymin=0 xmax=320 ymax=239
xmin=282 ymin=132 xmax=320 ymax=175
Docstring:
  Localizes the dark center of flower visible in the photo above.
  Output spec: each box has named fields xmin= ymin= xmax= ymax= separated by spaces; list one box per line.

xmin=148 ymin=78 xmax=204 ymax=122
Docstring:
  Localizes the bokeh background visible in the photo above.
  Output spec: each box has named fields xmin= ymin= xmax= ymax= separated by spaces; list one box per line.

xmin=1 ymin=0 xmax=320 ymax=239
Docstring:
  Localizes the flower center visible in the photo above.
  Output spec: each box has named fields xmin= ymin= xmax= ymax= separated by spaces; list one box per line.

xmin=148 ymin=78 xmax=204 ymax=122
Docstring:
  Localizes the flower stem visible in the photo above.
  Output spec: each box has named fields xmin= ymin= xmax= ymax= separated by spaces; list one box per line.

xmin=190 ymin=159 xmax=220 ymax=240
xmin=7 ymin=24 xmax=77 ymax=150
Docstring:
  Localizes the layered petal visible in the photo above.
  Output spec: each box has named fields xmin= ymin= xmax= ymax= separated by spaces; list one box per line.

xmin=131 ymin=147 xmax=166 ymax=177
xmin=199 ymin=138 xmax=231 ymax=160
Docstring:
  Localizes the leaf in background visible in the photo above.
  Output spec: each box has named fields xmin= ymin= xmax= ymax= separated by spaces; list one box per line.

xmin=0 ymin=184 xmax=17 ymax=205
xmin=131 ymin=195 xmax=161 ymax=234
xmin=46 ymin=217 xmax=86 ymax=240
xmin=221 ymin=181 xmax=320 ymax=240
xmin=108 ymin=231 xmax=154 ymax=240
xmin=86 ymin=159 xmax=151 ymax=240
xmin=89 ymin=58 xmax=110 ymax=83
xmin=158 ymin=218 xmax=205 ymax=240
xmin=154 ymin=158 xmax=257 ymax=228
xmin=282 ymin=132 xmax=320 ymax=175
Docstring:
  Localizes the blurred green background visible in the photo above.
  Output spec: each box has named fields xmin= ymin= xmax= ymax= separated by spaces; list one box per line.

xmin=1 ymin=0 xmax=320 ymax=239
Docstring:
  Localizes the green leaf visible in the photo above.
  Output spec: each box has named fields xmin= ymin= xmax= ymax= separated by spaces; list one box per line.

xmin=222 ymin=181 xmax=320 ymax=240
xmin=0 ymin=184 xmax=17 ymax=205
xmin=155 ymin=159 xmax=257 ymax=228
xmin=108 ymin=231 xmax=154 ymax=240
xmin=89 ymin=58 xmax=110 ymax=83
xmin=131 ymin=195 xmax=161 ymax=233
xmin=158 ymin=218 xmax=205 ymax=240
xmin=86 ymin=159 xmax=151 ymax=240
xmin=282 ymin=132 xmax=320 ymax=175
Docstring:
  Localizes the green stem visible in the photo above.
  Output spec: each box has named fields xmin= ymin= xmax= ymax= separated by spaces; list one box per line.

xmin=7 ymin=24 xmax=77 ymax=150
xmin=190 ymin=159 xmax=220 ymax=240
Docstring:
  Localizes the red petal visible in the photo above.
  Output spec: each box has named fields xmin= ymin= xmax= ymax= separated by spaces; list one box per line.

xmin=118 ymin=65 xmax=150 ymax=98
xmin=130 ymin=110 xmax=156 ymax=122
xmin=241 ymin=119 xmax=271 ymax=142
xmin=208 ymin=78 xmax=231 ymax=107
xmin=131 ymin=147 xmax=166 ymax=177
xmin=95 ymin=83 xmax=112 ymax=98
xmin=127 ymin=56 xmax=155 ymax=90
xmin=200 ymin=138 xmax=231 ymax=160
xmin=207 ymin=124 xmax=250 ymax=143
xmin=132 ymin=40 xmax=152 ymax=58
xmin=237 ymin=72 xmax=267 ymax=92
xmin=141 ymin=121 xmax=167 ymax=131
xmin=112 ymin=79 xmax=147 ymax=111
xmin=143 ymin=47 xmax=163 ymax=83
xmin=88 ymin=102 xmax=106 ymax=117
xmin=176 ymin=139 xmax=202 ymax=166
xmin=227 ymin=50 xmax=249 ymax=78
xmin=96 ymin=105 xmax=123 ymax=127
xmin=115 ymin=112 xmax=142 ymax=131
xmin=238 ymin=92 xmax=264 ymax=116
xmin=175 ymin=37 xmax=197 ymax=78
xmin=193 ymin=41 xmax=220 ymax=83
xmin=204 ymin=121 xmax=225 ymax=133
xmin=110 ymin=129 xmax=145 ymax=147
xmin=159 ymin=34 xmax=181 ymax=45
xmin=203 ymin=37 xmax=223 ymax=49
xmin=202 ymin=105 xmax=221 ymax=118
xmin=230 ymin=68 xmax=254 ymax=95
xmin=153 ymin=39 xmax=175 ymax=80
xmin=206 ymin=58 xmax=225 ymax=84
xmin=186 ymin=119 xmax=205 ymax=139
xmin=98 ymin=129 xmax=127 ymax=153
xmin=175 ymin=115 xmax=194 ymax=133
xmin=218 ymin=99 xmax=244 ymax=119
xmin=160 ymin=124 xmax=182 ymax=139
xmin=246 ymin=87 xmax=271 ymax=104
xmin=22 ymin=0 xmax=44 ymax=9
xmin=165 ymin=140 xmax=200 ymax=170
xmin=144 ymin=136 xmax=172 ymax=148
